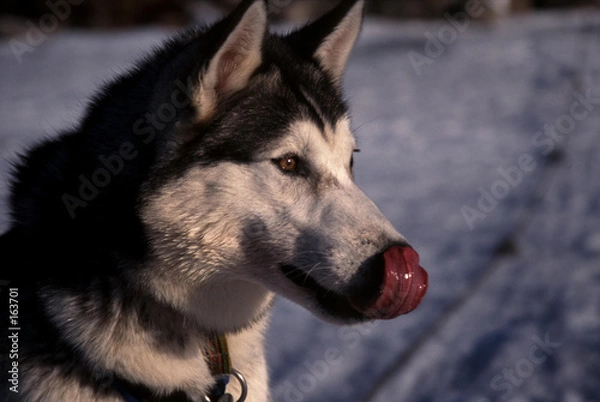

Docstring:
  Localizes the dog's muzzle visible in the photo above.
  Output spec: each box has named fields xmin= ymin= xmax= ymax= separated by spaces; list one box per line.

xmin=280 ymin=245 xmax=428 ymax=321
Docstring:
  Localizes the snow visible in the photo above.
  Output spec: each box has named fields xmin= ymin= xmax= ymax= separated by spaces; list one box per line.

xmin=1 ymin=9 xmax=599 ymax=402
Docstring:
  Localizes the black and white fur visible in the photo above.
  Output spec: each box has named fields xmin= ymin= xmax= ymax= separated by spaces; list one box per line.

xmin=0 ymin=1 xmax=414 ymax=401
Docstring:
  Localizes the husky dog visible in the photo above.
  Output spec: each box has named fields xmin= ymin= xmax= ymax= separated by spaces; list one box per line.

xmin=0 ymin=0 xmax=428 ymax=401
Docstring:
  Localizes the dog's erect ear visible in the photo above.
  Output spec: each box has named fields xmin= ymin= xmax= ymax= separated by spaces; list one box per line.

xmin=196 ymin=0 xmax=267 ymax=120
xmin=286 ymin=0 xmax=364 ymax=84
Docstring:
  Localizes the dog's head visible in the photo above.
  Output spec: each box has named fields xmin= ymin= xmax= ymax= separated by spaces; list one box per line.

xmin=141 ymin=0 xmax=427 ymax=330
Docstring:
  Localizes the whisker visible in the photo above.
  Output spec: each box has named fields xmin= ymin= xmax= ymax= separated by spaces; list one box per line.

xmin=303 ymin=262 xmax=323 ymax=285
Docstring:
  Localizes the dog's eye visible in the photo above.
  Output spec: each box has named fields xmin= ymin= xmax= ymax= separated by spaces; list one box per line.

xmin=275 ymin=155 xmax=299 ymax=173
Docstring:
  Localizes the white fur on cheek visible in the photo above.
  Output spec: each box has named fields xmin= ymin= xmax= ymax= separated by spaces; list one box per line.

xmin=140 ymin=166 xmax=275 ymax=333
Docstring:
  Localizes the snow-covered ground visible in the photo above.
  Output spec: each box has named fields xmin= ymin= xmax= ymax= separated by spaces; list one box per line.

xmin=1 ymin=8 xmax=599 ymax=402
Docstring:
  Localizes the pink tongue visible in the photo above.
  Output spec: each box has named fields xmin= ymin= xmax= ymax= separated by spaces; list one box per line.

xmin=366 ymin=246 xmax=428 ymax=319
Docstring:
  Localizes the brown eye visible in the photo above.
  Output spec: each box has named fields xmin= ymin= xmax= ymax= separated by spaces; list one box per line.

xmin=277 ymin=155 xmax=299 ymax=172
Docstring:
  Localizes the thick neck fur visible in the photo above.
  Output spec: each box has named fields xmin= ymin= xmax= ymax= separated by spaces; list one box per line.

xmin=30 ymin=266 xmax=273 ymax=401
xmin=38 ymin=279 xmax=213 ymax=396
xmin=134 ymin=257 xmax=276 ymax=334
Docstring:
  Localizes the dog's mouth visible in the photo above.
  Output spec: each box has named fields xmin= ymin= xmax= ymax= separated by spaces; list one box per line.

xmin=279 ymin=246 xmax=428 ymax=322
xmin=279 ymin=263 xmax=364 ymax=321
